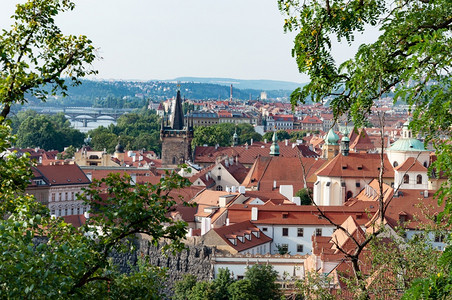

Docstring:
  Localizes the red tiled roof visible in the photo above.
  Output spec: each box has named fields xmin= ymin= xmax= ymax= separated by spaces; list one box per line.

xmin=349 ymin=128 xmax=375 ymax=152
xmin=242 ymin=156 xmax=326 ymax=191
xmin=211 ymin=220 xmax=272 ymax=252
xmin=395 ymin=157 xmax=427 ymax=172
xmin=227 ymin=201 xmax=378 ymax=225
xmin=316 ymin=153 xmax=394 ymax=178
xmin=32 ymin=164 xmax=91 ymax=186
xmin=301 ymin=115 xmax=323 ymax=124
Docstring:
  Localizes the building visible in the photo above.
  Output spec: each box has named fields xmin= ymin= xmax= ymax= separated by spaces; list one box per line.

xmin=161 ymin=90 xmax=194 ymax=168
xmin=26 ymin=163 xmax=91 ymax=217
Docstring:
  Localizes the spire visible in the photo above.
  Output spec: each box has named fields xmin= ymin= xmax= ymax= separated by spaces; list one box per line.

xmin=232 ymin=128 xmax=239 ymax=146
xmin=269 ymin=131 xmax=280 ymax=156
xmin=341 ymin=125 xmax=350 ymax=156
xmin=171 ymin=90 xmax=184 ymax=130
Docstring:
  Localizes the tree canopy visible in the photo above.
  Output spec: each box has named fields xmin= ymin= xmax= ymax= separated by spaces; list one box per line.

xmin=192 ymin=123 xmax=262 ymax=148
xmin=279 ymin=0 xmax=451 ymax=297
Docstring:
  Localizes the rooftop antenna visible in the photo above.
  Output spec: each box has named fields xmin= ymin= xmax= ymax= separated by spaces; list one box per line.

xmin=230 ymin=84 xmax=233 ymax=101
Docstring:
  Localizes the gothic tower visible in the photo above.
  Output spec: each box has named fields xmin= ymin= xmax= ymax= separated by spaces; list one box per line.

xmin=160 ymin=89 xmax=193 ymax=169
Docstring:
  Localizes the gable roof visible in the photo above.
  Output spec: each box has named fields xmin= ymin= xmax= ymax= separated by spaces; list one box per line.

xmin=241 ymin=156 xmax=326 ymax=191
xmin=395 ymin=157 xmax=427 ymax=172
xmin=349 ymin=128 xmax=375 ymax=152
xmin=316 ymin=153 xmax=394 ymax=178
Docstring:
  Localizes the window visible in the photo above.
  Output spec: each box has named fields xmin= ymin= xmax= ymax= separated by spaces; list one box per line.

xmin=315 ymin=228 xmax=322 ymax=236
xmin=65 ymin=192 xmax=68 ymax=201
xmin=297 ymin=228 xmax=304 ymax=237
xmin=356 ymin=182 xmax=361 ymax=187
xmin=282 ymin=228 xmax=289 ymax=236
xmin=51 ymin=193 xmax=55 ymax=202
xmin=71 ymin=192 xmax=75 ymax=200
xmin=393 ymin=161 xmax=398 ymax=167
xmin=297 ymin=244 xmax=304 ymax=253
xmin=262 ymin=227 xmax=268 ymax=232
xmin=403 ymin=174 xmax=410 ymax=184
xmin=59 ymin=193 xmax=62 ymax=201
xmin=282 ymin=212 xmax=289 ymax=219
xmin=216 ymin=185 xmax=223 ymax=191
xmin=217 ymin=175 xmax=221 ymax=181
xmin=417 ymin=174 xmax=423 ymax=184
xmin=435 ymin=233 xmax=445 ymax=243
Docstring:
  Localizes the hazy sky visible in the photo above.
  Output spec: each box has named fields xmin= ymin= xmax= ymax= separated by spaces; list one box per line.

xmin=0 ymin=1 xmax=377 ymax=83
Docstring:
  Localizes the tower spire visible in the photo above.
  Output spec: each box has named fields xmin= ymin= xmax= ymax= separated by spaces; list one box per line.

xmin=171 ymin=88 xmax=184 ymax=130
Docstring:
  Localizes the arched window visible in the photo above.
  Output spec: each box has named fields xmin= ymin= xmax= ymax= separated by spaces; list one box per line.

xmin=393 ymin=161 xmax=399 ymax=168
xmin=403 ymin=174 xmax=409 ymax=184
xmin=172 ymin=157 xmax=176 ymax=164
xmin=423 ymin=161 xmax=428 ymax=168
xmin=216 ymin=185 xmax=223 ymax=191
xmin=417 ymin=174 xmax=423 ymax=184
xmin=346 ymin=191 xmax=353 ymax=200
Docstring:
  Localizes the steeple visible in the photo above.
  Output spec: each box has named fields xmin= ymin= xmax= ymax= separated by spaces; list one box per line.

xmin=171 ymin=89 xmax=184 ymax=130
xmin=269 ymin=131 xmax=280 ymax=156
xmin=232 ymin=128 xmax=239 ymax=146
xmin=341 ymin=125 xmax=350 ymax=156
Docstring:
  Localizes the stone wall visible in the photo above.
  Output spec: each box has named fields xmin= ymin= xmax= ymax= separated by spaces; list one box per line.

xmin=138 ymin=239 xmax=214 ymax=296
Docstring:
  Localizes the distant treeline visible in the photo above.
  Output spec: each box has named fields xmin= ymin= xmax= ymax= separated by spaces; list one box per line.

xmin=21 ymin=80 xmax=295 ymax=109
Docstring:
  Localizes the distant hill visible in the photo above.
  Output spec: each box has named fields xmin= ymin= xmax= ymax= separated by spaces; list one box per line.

xmin=21 ymin=79 xmax=301 ymax=109
xmin=172 ymin=77 xmax=305 ymax=91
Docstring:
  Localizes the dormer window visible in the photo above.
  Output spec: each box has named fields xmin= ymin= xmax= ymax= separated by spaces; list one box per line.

xmin=342 ymin=164 xmax=348 ymax=169
xmin=282 ymin=212 xmax=289 ymax=219
xmin=357 ymin=165 xmax=363 ymax=170
xmin=228 ymin=238 xmax=236 ymax=245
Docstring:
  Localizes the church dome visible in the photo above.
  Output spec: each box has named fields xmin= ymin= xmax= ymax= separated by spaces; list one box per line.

xmin=325 ymin=129 xmax=340 ymax=145
xmin=389 ymin=138 xmax=427 ymax=152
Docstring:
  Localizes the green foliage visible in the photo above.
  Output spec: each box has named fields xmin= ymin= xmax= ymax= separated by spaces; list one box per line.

xmin=13 ymin=112 xmax=84 ymax=151
xmin=88 ymin=110 xmax=162 ymax=154
xmin=0 ymin=0 xmax=97 ymax=119
xmin=295 ymin=188 xmax=313 ymax=205
xmin=211 ymin=268 xmax=234 ymax=300
xmin=187 ymin=281 xmax=215 ymax=300
xmin=227 ymin=279 xmax=257 ymax=300
xmin=403 ymin=244 xmax=452 ymax=299
xmin=293 ymin=272 xmax=334 ymax=300
xmin=174 ymin=274 xmax=198 ymax=300
xmin=173 ymin=266 xmax=281 ymax=300
xmin=262 ymin=130 xmax=290 ymax=142
xmin=192 ymin=123 xmax=262 ymax=147
xmin=245 ymin=264 xmax=281 ymax=300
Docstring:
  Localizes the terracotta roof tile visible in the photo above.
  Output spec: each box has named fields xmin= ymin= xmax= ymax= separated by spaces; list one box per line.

xmin=395 ymin=157 xmax=427 ymax=172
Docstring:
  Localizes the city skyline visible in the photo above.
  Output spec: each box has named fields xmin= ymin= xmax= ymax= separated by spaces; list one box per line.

xmin=0 ymin=0 xmax=378 ymax=83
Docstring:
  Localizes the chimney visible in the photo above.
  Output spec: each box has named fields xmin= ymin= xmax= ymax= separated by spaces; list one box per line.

xmin=424 ymin=190 xmax=429 ymax=198
xmin=251 ymin=207 xmax=258 ymax=221
xmin=238 ymin=186 xmax=246 ymax=194
xmin=250 ymin=138 xmax=253 ymax=145
xmin=285 ymin=139 xmax=288 ymax=146
xmin=264 ymin=139 xmax=267 ymax=144
xmin=273 ymin=180 xmax=277 ymax=190
xmin=226 ymin=218 xmax=230 ymax=226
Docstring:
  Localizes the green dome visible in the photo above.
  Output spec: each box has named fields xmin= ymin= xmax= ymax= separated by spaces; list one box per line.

xmin=389 ymin=138 xmax=427 ymax=152
xmin=325 ymin=129 xmax=340 ymax=145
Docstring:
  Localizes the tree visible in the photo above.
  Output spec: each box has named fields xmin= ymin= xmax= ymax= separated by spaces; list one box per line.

xmin=263 ymin=130 xmax=290 ymax=142
xmin=227 ymin=279 xmax=256 ymax=300
xmin=295 ymin=188 xmax=313 ymax=205
xmin=244 ymin=264 xmax=281 ymax=300
xmin=211 ymin=268 xmax=234 ymax=300
xmin=0 ymin=1 xmax=192 ymax=297
xmin=174 ymin=274 xmax=198 ymax=300
xmin=15 ymin=113 xmax=84 ymax=151
xmin=279 ymin=0 xmax=451 ymax=297
xmin=0 ymin=0 xmax=97 ymax=121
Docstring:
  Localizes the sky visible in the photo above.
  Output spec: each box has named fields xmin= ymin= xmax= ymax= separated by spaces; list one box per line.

xmin=0 ymin=1 xmax=378 ymax=84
